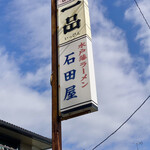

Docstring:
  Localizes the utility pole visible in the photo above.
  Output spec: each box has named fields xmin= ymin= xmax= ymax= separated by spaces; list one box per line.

xmin=136 ymin=141 xmax=143 ymax=150
xmin=136 ymin=143 xmax=139 ymax=150
xmin=51 ymin=0 xmax=62 ymax=150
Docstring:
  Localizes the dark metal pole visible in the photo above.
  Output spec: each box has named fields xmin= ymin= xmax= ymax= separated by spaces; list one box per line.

xmin=51 ymin=0 xmax=62 ymax=149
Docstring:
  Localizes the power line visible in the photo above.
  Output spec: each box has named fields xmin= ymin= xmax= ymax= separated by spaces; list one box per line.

xmin=133 ymin=0 xmax=150 ymax=30
xmin=90 ymin=95 xmax=150 ymax=150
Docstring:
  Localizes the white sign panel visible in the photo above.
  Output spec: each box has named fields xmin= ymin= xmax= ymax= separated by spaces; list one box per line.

xmin=57 ymin=0 xmax=98 ymax=119
xmin=57 ymin=0 xmax=73 ymax=5
xmin=57 ymin=0 xmax=91 ymax=45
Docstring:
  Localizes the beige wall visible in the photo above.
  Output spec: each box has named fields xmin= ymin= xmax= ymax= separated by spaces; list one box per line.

xmin=20 ymin=143 xmax=41 ymax=150
xmin=20 ymin=143 xmax=32 ymax=150
xmin=32 ymin=146 xmax=41 ymax=150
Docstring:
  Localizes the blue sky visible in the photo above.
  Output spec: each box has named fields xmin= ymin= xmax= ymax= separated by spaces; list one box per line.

xmin=0 ymin=0 xmax=150 ymax=150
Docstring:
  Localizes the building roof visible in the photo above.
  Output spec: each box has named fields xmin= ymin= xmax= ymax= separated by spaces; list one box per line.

xmin=0 ymin=120 xmax=52 ymax=149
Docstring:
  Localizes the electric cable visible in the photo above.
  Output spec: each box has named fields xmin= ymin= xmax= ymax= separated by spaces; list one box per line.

xmin=90 ymin=95 xmax=150 ymax=150
xmin=133 ymin=0 xmax=150 ymax=30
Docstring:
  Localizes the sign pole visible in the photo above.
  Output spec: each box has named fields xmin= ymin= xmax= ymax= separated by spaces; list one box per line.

xmin=51 ymin=0 xmax=62 ymax=150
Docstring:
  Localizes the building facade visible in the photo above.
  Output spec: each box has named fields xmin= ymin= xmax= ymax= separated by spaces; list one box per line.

xmin=0 ymin=120 xmax=52 ymax=150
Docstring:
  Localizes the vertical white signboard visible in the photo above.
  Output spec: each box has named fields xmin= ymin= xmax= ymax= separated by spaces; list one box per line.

xmin=57 ymin=0 xmax=98 ymax=119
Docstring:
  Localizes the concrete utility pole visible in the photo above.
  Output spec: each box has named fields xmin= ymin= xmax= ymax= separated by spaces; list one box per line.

xmin=51 ymin=0 xmax=62 ymax=150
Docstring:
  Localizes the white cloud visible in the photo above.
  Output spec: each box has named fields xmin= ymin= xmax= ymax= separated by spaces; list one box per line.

xmin=125 ymin=0 xmax=150 ymax=54
xmin=23 ymin=64 xmax=51 ymax=88
xmin=125 ymin=0 xmax=150 ymax=115
xmin=0 ymin=46 xmax=51 ymax=137
xmin=7 ymin=0 xmax=51 ymax=59
xmin=145 ymin=65 xmax=150 ymax=77
xmin=114 ymin=0 xmax=131 ymax=7
xmin=62 ymin=1 xmax=150 ymax=150
xmin=0 ymin=0 xmax=52 ymax=138
xmin=1 ymin=0 xmax=150 ymax=149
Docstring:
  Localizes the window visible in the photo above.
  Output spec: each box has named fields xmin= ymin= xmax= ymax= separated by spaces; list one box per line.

xmin=0 ymin=134 xmax=20 ymax=150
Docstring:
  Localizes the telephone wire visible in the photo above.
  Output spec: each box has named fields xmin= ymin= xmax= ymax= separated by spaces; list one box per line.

xmin=91 ymin=95 xmax=150 ymax=150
